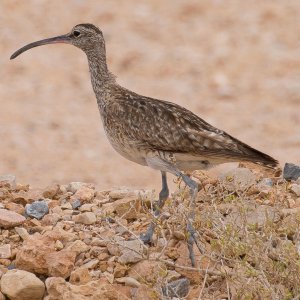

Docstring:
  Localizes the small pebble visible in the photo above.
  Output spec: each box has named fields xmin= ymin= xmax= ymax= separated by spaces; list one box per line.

xmin=25 ymin=200 xmax=49 ymax=219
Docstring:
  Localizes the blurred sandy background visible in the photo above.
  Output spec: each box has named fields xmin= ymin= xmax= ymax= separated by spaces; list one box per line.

xmin=0 ymin=1 xmax=299 ymax=190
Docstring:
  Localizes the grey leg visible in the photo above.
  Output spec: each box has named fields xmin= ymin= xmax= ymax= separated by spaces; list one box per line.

xmin=178 ymin=173 xmax=199 ymax=267
xmin=140 ymin=171 xmax=169 ymax=244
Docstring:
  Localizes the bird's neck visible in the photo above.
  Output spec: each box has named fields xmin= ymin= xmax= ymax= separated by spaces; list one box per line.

xmin=86 ymin=49 xmax=116 ymax=108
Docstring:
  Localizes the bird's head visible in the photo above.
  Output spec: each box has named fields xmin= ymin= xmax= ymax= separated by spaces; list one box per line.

xmin=10 ymin=23 xmax=105 ymax=59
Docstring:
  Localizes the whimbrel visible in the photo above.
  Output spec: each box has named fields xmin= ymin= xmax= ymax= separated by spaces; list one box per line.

xmin=11 ymin=24 xmax=278 ymax=266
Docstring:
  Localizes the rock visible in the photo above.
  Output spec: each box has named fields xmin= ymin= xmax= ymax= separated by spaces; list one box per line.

xmin=162 ymin=278 xmax=190 ymax=298
xmin=71 ymin=187 xmax=95 ymax=203
xmin=66 ymin=240 xmax=89 ymax=255
xmin=117 ymin=239 xmax=144 ymax=264
xmin=73 ymin=212 xmax=96 ymax=225
xmin=13 ymin=189 xmax=44 ymax=205
xmin=69 ymin=267 xmax=91 ymax=285
xmin=4 ymin=202 xmax=25 ymax=215
xmin=25 ymin=200 xmax=49 ymax=219
xmin=67 ymin=182 xmax=95 ymax=194
xmin=1 ymin=269 xmax=45 ymax=300
xmin=0 ymin=244 xmax=11 ymax=259
xmin=109 ymin=188 xmax=137 ymax=200
xmin=116 ymin=277 xmax=141 ymax=287
xmin=0 ymin=209 xmax=26 ymax=228
xmin=0 ymin=175 xmax=16 ymax=189
xmin=45 ymin=277 xmax=130 ymax=300
xmin=15 ymin=232 xmax=77 ymax=278
xmin=226 ymin=203 xmax=280 ymax=227
xmin=55 ymin=240 xmax=64 ymax=250
xmin=42 ymin=184 xmax=60 ymax=199
xmin=61 ymin=202 xmax=72 ymax=210
xmin=128 ymin=260 xmax=166 ymax=284
xmin=15 ymin=227 xmax=30 ymax=240
xmin=131 ymin=284 xmax=160 ymax=300
xmin=219 ymin=167 xmax=256 ymax=191
xmin=41 ymin=213 xmax=60 ymax=226
xmin=113 ymin=263 xmax=127 ymax=278
xmin=291 ymin=184 xmax=300 ymax=197
xmin=81 ymin=258 xmax=99 ymax=269
xmin=284 ymin=163 xmax=300 ymax=181
xmin=71 ymin=199 xmax=81 ymax=209
xmin=0 ymin=292 xmax=5 ymax=300
xmin=79 ymin=203 xmax=94 ymax=212
xmin=114 ymin=197 xmax=141 ymax=220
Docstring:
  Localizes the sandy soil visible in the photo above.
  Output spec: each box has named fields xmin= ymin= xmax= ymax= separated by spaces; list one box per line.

xmin=1 ymin=1 xmax=299 ymax=190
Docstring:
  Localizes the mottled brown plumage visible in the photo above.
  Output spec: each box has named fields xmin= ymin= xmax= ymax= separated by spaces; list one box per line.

xmin=10 ymin=23 xmax=278 ymax=265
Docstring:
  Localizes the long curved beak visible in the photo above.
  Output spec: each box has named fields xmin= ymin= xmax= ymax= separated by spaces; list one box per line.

xmin=10 ymin=34 xmax=71 ymax=60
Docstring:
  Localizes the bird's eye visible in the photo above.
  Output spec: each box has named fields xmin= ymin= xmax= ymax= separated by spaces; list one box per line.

xmin=73 ymin=30 xmax=81 ymax=37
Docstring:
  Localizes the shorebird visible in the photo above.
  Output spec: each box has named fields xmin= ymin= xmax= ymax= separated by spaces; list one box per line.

xmin=11 ymin=24 xmax=278 ymax=266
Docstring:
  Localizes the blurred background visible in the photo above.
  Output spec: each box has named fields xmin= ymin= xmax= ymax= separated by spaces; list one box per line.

xmin=1 ymin=0 xmax=299 ymax=189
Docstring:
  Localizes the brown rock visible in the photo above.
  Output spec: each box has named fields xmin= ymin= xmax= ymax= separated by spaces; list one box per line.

xmin=69 ymin=267 xmax=92 ymax=285
xmin=73 ymin=212 xmax=96 ymax=225
xmin=128 ymin=260 xmax=166 ymax=284
xmin=15 ymin=227 xmax=29 ymax=241
xmin=114 ymin=197 xmax=141 ymax=220
xmin=13 ymin=189 xmax=44 ymax=205
xmin=131 ymin=284 xmax=160 ymax=300
xmin=41 ymin=213 xmax=60 ymax=226
xmin=4 ymin=202 xmax=25 ymax=215
xmin=16 ymin=232 xmax=77 ymax=278
xmin=1 ymin=269 xmax=45 ymax=300
xmin=0 ymin=209 xmax=26 ymax=228
xmin=0 ymin=175 xmax=16 ymax=189
xmin=114 ymin=263 xmax=127 ymax=278
xmin=0 ymin=244 xmax=11 ymax=259
xmin=71 ymin=187 xmax=95 ymax=203
xmin=66 ymin=240 xmax=89 ymax=255
xmin=42 ymin=184 xmax=60 ymax=199
xmin=44 ymin=277 xmax=130 ymax=300
xmin=67 ymin=182 xmax=95 ymax=194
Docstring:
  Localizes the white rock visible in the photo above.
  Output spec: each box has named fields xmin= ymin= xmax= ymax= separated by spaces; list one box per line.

xmin=116 ymin=276 xmax=141 ymax=287
xmin=291 ymin=184 xmax=300 ymax=197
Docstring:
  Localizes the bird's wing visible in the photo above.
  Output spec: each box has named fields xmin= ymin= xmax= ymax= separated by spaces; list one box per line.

xmin=108 ymin=87 xmax=277 ymax=167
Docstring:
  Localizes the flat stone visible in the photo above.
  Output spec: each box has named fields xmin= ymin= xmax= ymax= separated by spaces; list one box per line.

xmin=0 ymin=209 xmax=26 ymax=228
xmin=162 ymin=278 xmax=190 ymax=298
xmin=116 ymin=277 xmax=141 ymax=287
xmin=79 ymin=203 xmax=94 ymax=212
xmin=284 ymin=163 xmax=300 ymax=181
xmin=117 ymin=239 xmax=144 ymax=264
xmin=1 ymin=269 xmax=45 ymax=300
xmin=66 ymin=240 xmax=89 ymax=255
xmin=81 ymin=258 xmax=99 ymax=269
xmin=15 ymin=227 xmax=30 ymax=240
xmin=0 ymin=244 xmax=11 ymax=259
xmin=25 ymin=200 xmax=49 ymax=219
xmin=72 ymin=212 xmax=96 ymax=225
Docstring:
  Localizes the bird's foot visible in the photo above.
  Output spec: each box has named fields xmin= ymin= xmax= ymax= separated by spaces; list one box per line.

xmin=186 ymin=217 xmax=204 ymax=267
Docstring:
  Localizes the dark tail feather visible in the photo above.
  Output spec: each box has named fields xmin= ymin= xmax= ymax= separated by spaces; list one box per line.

xmin=238 ymin=144 xmax=278 ymax=169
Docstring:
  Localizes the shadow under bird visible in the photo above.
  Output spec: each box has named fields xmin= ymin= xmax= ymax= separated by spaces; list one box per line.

xmin=11 ymin=23 xmax=278 ymax=266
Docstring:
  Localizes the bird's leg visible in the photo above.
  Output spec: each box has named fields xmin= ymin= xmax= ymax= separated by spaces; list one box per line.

xmin=177 ymin=172 xmax=199 ymax=267
xmin=140 ymin=171 xmax=169 ymax=244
